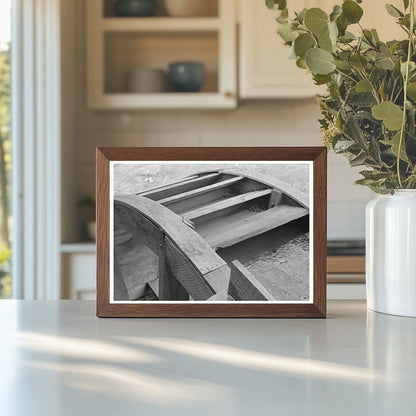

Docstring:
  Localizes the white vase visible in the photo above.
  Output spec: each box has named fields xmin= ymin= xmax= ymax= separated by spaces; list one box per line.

xmin=366 ymin=190 xmax=416 ymax=317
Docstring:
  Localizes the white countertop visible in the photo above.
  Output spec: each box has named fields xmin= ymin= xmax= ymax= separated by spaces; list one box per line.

xmin=0 ymin=300 xmax=415 ymax=416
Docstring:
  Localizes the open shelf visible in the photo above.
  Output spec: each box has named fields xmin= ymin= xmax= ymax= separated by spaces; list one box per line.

xmin=103 ymin=0 xmax=219 ymax=18
xmin=104 ymin=31 xmax=218 ymax=94
xmin=102 ymin=17 xmax=221 ymax=32
xmin=87 ymin=0 xmax=236 ymax=109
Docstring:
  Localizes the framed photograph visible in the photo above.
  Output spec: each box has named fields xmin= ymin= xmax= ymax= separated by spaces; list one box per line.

xmin=96 ymin=147 xmax=327 ymax=318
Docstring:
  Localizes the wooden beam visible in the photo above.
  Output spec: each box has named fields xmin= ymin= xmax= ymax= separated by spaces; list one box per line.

xmin=205 ymin=205 xmax=308 ymax=249
xmin=158 ymin=176 xmax=243 ymax=206
xmin=229 ymin=260 xmax=274 ymax=301
xmin=138 ymin=173 xmax=220 ymax=201
xmin=194 ymin=169 xmax=310 ymax=208
xmin=114 ymin=204 xmax=163 ymax=255
xmin=327 ymin=256 xmax=365 ymax=274
xmin=203 ymin=264 xmax=230 ymax=300
xmin=268 ymin=189 xmax=283 ymax=208
xmin=158 ymin=237 xmax=189 ymax=301
xmin=165 ymin=236 xmax=214 ymax=300
xmin=113 ymin=254 xmax=129 ymax=301
xmin=183 ymin=189 xmax=272 ymax=222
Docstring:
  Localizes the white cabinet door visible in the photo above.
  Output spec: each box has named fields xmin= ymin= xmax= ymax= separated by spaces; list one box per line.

xmin=238 ymin=0 xmax=404 ymax=99
xmin=239 ymin=0 xmax=326 ymax=99
xmin=62 ymin=253 xmax=96 ymax=300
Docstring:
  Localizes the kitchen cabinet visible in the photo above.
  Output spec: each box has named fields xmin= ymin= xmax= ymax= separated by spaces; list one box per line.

xmin=86 ymin=0 xmax=237 ymax=109
xmin=238 ymin=0 xmax=404 ymax=99
xmin=238 ymin=0 xmax=325 ymax=99
xmin=61 ymin=245 xmax=96 ymax=300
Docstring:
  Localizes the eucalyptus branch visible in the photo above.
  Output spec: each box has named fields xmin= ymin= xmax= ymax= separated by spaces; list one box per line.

xmin=397 ymin=0 xmax=415 ymax=188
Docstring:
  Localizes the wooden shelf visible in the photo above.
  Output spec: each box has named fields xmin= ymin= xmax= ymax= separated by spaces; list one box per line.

xmin=327 ymin=256 xmax=365 ymax=274
xmin=327 ymin=256 xmax=365 ymax=284
xmin=86 ymin=0 xmax=237 ymax=109
xmin=89 ymin=92 xmax=235 ymax=110
xmin=101 ymin=17 xmax=221 ymax=32
xmin=61 ymin=243 xmax=96 ymax=254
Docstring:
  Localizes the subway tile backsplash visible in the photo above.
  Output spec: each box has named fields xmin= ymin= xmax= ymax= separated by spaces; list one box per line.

xmin=75 ymin=100 xmax=371 ymax=240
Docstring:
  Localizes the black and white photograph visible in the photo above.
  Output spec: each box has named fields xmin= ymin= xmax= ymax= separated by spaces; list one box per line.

xmin=110 ymin=161 xmax=313 ymax=303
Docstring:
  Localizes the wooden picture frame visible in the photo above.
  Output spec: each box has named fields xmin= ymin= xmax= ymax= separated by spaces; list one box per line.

xmin=96 ymin=147 xmax=327 ymax=318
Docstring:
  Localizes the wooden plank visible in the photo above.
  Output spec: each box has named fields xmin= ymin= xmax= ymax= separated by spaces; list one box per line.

xmin=183 ymin=189 xmax=272 ymax=222
xmin=229 ymin=260 xmax=274 ymax=301
xmin=205 ymin=205 xmax=308 ymax=249
xmin=147 ymin=279 xmax=159 ymax=297
xmin=165 ymin=236 xmax=214 ymax=300
xmin=327 ymin=256 xmax=365 ymax=274
xmin=113 ymin=254 xmax=129 ymax=301
xmin=159 ymin=238 xmax=189 ymax=301
xmin=268 ymin=189 xmax=283 ymax=208
xmin=203 ymin=264 xmax=230 ymax=300
xmin=115 ymin=195 xmax=227 ymax=276
xmin=192 ymin=169 xmax=310 ymax=208
xmin=138 ymin=173 xmax=219 ymax=201
xmin=114 ymin=204 xmax=163 ymax=255
xmin=158 ymin=176 xmax=243 ymax=206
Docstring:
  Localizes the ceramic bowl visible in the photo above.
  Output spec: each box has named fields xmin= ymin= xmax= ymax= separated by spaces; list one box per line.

xmin=168 ymin=62 xmax=205 ymax=92
xmin=114 ymin=0 xmax=158 ymax=17
xmin=128 ymin=68 xmax=167 ymax=93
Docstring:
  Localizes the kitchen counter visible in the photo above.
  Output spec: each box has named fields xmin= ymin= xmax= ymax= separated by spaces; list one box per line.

xmin=0 ymin=300 xmax=415 ymax=415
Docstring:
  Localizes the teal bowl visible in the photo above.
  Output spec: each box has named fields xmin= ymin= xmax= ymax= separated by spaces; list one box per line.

xmin=114 ymin=0 xmax=157 ymax=17
xmin=168 ymin=62 xmax=205 ymax=93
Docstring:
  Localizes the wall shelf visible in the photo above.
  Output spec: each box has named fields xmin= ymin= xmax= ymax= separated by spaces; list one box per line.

xmin=101 ymin=17 xmax=221 ymax=32
xmin=86 ymin=0 xmax=237 ymax=110
xmin=61 ymin=242 xmax=96 ymax=254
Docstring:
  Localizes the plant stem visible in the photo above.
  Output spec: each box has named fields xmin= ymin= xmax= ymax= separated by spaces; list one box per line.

xmin=397 ymin=0 xmax=415 ymax=188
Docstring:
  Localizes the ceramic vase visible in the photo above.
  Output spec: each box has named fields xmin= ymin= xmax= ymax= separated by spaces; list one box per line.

xmin=366 ymin=190 xmax=416 ymax=317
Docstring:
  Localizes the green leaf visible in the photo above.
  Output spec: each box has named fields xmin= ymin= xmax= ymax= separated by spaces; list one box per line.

xmin=375 ymin=55 xmax=395 ymax=70
xmin=333 ymin=60 xmax=353 ymax=70
xmin=403 ymin=0 xmax=410 ymax=9
xmin=360 ymin=170 xmax=391 ymax=181
xmin=304 ymin=8 xmax=329 ymax=35
xmin=385 ymin=4 xmax=404 ymax=18
xmin=372 ymin=101 xmax=404 ymax=131
xmin=339 ymin=31 xmax=356 ymax=43
xmin=334 ymin=139 xmax=355 ymax=151
xmin=277 ymin=23 xmax=298 ymax=43
xmin=356 ymin=79 xmax=372 ymax=92
xmin=294 ymin=33 xmax=316 ymax=58
xmin=336 ymin=15 xmax=348 ymax=36
xmin=350 ymin=152 xmax=367 ymax=167
xmin=313 ymin=74 xmax=332 ymax=85
xmin=371 ymin=29 xmax=380 ymax=42
xmin=318 ymin=27 xmax=334 ymax=52
xmin=296 ymin=8 xmax=307 ymax=23
xmin=407 ymin=82 xmax=416 ymax=99
xmin=342 ymin=0 xmax=364 ymax=24
xmin=296 ymin=57 xmax=308 ymax=69
xmin=330 ymin=5 xmax=342 ymax=22
xmin=350 ymin=54 xmax=368 ymax=70
xmin=266 ymin=0 xmax=287 ymax=11
xmin=306 ymin=48 xmax=335 ymax=75
xmin=385 ymin=132 xmax=409 ymax=162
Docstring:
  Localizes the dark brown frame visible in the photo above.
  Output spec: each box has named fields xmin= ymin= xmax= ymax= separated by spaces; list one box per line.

xmin=96 ymin=147 xmax=327 ymax=318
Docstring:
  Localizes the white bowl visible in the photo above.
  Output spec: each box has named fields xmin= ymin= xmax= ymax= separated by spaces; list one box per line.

xmin=128 ymin=68 xmax=167 ymax=93
xmin=164 ymin=0 xmax=217 ymax=17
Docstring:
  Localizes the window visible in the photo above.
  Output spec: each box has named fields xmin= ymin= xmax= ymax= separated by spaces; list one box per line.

xmin=0 ymin=0 xmax=11 ymax=298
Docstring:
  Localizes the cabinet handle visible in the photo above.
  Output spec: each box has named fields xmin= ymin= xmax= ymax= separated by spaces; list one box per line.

xmin=225 ymin=91 xmax=234 ymax=99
